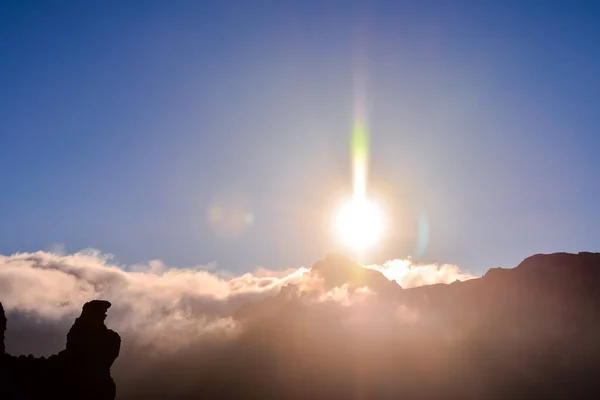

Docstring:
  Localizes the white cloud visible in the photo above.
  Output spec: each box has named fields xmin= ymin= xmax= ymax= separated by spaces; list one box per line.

xmin=0 ymin=249 xmax=476 ymax=356
xmin=0 ymin=249 xmax=487 ymax=399
xmin=317 ymin=284 xmax=375 ymax=306
xmin=364 ymin=258 xmax=477 ymax=288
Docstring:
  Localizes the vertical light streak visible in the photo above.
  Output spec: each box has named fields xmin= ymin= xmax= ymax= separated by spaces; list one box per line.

xmin=352 ymin=120 xmax=369 ymax=202
xmin=352 ymin=39 xmax=369 ymax=205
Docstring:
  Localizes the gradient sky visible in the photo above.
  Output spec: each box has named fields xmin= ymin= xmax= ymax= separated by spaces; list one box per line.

xmin=1 ymin=1 xmax=599 ymax=274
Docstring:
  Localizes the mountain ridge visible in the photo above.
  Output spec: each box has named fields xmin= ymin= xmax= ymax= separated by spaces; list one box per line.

xmin=236 ymin=251 xmax=600 ymax=319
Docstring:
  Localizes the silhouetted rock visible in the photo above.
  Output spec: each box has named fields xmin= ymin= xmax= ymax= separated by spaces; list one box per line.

xmin=0 ymin=302 xmax=5 ymax=355
xmin=0 ymin=300 xmax=120 ymax=399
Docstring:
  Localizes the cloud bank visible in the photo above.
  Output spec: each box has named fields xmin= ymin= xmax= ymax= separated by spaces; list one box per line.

xmin=0 ymin=249 xmax=479 ymax=399
xmin=0 ymin=250 xmax=474 ymax=339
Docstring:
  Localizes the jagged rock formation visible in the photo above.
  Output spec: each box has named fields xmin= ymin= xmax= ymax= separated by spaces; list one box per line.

xmin=0 ymin=300 xmax=120 ymax=399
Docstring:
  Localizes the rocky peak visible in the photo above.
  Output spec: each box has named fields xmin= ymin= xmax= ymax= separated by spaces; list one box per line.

xmin=309 ymin=253 xmax=398 ymax=293
xmin=0 ymin=299 xmax=121 ymax=399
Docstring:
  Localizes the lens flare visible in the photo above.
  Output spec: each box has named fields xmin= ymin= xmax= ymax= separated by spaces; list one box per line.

xmin=352 ymin=120 xmax=369 ymax=200
xmin=333 ymin=40 xmax=387 ymax=253
xmin=334 ymin=119 xmax=385 ymax=251
xmin=206 ymin=189 xmax=254 ymax=239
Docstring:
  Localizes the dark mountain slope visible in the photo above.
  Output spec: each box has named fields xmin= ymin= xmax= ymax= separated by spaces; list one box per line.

xmin=226 ymin=252 xmax=600 ymax=400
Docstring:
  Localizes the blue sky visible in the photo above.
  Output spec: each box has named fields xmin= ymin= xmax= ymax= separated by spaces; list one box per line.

xmin=1 ymin=1 xmax=599 ymax=274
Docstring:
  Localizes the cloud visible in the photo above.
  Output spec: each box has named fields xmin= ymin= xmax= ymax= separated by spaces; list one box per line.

xmin=365 ymin=258 xmax=477 ymax=287
xmin=0 ymin=249 xmax=480 ymax=399
xmin=0 ymin=250 xmax=313 ymax=353
xmin=317 ymin=284 xmax=375 ymax=306
xmin=0 ymin=250 xmax=477 ymax=350
xmin=0 ymin=250 xmax=473 ymax=325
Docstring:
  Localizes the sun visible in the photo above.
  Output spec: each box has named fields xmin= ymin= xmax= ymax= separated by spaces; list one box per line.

xmin=334 ymin=197 xmax=384 ymax=251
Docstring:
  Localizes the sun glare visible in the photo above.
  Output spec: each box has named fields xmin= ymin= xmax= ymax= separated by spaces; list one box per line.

xmin=335 ymin=197 xmax=384 ymax=251
xmin=332 ymin=64 xmax=386 ymax=253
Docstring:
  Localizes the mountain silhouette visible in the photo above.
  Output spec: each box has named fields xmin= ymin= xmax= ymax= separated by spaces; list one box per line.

xmin=0 ymin=300 xmax=120 ymax=399
xmin=225 ymin=251 xmax=600 ymax=400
